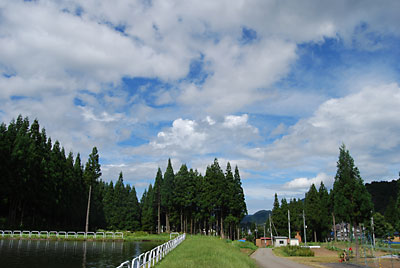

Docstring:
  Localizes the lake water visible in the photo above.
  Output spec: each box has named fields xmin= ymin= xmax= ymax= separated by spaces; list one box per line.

xmin=0 ymin=239 xmax=160 ymax=268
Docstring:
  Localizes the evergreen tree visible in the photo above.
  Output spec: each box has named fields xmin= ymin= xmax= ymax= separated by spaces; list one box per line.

xmin=332 ymin=144 xmax=373 ymax=259
xmin=175 ymin=164 xmax=189 ymax=232
xmin=126 ymin=184 xmax=141 ymax=231
xmin=318 ymin=182 xmax=331 ymax=241
xmin=153 ymin=168 xmax=163 ymax=234
xmin=305 ymin=184 xmax=320 ymax=242
xmin=230 ymin=165 xmax=247 ymax=239
xmin=161 ymin=159 xmax=175 ymax=232
xmin=141 ymin=185 xmax=155 ymax=232
xmin=288 ymin=198 xmax=304 ymax=238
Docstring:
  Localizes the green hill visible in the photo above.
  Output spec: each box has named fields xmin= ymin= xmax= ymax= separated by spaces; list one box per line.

xmin=241 ymin=210 xmax=271 ymax=225
xmin=366 ymin=179 xmax=399 ymax=214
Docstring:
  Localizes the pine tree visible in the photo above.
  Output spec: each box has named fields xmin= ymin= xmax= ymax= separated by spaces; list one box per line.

xmin=305 ymin=184 xmax=320 ymax=242
xmin=153 ymin=168 xmax=163 ymax=234
xmin=175 ymin=164 xmax=189 ymax=232
xmin=161 ymin=159 xmax=175 ymax=232
xmin=126 ymin=184 xmax=141 ymax=231
xmin=271 ymin=194 xmax=283 ymax=236
xmin=318 ymin=182 xmax=331 ymax=241
xmin=141 ymin=185 xmax=155 ymax=232
xmin=332 ymin=144 xmax=373 ymax=259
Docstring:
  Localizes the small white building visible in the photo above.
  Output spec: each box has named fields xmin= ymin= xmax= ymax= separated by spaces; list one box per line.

xmin=274 ymin=236 xmax=288 ymax=247
xmin=289 ymin=238 xmax=299 ymax=246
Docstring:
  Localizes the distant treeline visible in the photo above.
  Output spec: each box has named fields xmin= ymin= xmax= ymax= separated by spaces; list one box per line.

xmin=0 ymin=116 xmax=247 ymax=238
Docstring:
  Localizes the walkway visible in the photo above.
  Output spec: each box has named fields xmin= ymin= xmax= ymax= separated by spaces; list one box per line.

xmin=251 ymin=248 xmax=311 ymax=268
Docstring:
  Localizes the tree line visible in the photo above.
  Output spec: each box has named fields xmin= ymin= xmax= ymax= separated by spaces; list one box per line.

xmin=0 ymin=116 xmax=247 ymax=238
xmin=0 ymin=116 xmax=141 ymax=231
xmin=269 ymin=144 xmax=400 ymax=245
xmin=141 ymin=158 xmax=247 ymax=239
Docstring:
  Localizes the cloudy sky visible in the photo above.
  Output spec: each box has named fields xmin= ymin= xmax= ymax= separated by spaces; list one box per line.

xmin=1 ymin=0 xmax=400 ymax=213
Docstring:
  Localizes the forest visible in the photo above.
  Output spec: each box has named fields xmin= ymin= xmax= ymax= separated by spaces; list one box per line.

xmin=268 ymin=145 xmax=400 ymax=242
xmin=0 ymin=116 xmax=247 ymax=239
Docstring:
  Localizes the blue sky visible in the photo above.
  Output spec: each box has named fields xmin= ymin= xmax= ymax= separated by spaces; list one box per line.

xmin=1 ymin=0 xmax=400 ymax=213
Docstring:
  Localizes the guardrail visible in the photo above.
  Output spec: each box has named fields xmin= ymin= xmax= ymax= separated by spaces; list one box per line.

xmin=116 ymin=233 xmax=186 ymax=268
xmin=0 ymin=230 xmax=123 ymax=240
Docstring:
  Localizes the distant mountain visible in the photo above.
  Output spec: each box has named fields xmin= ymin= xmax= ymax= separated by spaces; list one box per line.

xmin=241 ymin=210 xmax=272 ymax=225
xmin=366 ymin=179 xmax=399 ymax=214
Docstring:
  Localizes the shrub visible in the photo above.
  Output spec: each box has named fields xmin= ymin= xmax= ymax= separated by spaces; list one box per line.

xmin=232 ymin=240 xmax=258 ymax=250
xmin=282 ymin=246 xmax=314 ymax=257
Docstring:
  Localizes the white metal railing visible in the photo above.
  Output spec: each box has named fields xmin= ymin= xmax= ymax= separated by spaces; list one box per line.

xmin=169 ymin=232 xmax=179 ymax=239
xmin=116 ymin=233 xmax=186 ymax=268
xmin=0 ymin=230 xmax=124 ymax=239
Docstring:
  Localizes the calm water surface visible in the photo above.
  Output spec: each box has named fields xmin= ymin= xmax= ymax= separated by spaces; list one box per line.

xmin=0 ymin=239 xmax=160 ymax=268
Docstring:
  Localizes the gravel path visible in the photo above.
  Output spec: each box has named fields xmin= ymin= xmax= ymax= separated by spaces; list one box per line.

xmin=251 ymin=248 xmax=311 ymax=268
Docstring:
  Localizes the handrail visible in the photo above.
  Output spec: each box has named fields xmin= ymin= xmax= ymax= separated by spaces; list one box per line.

xmin=116 ymin=233 xmax=186 ymax=268
xmin=0 ymin=230 xmax=123 ymax=240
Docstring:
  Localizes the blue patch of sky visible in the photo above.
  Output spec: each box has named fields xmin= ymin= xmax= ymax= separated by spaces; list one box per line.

xmin=73 ymin=97 xmax=86 ymax=107
xmin=121 ymin=77 xmax=175 ymax=108
xmin=247 ymin=113 xmax=298 ymax=144
xmin=114 ymin=24 xmax=126 ymax=34
xmin=240 ymin=26 xmax=257 ymax=45
xmin=75 ymin=6 xmax=84 ymax=16
xmin=10 ymin=95 xmax=29 ymax=101
xmin=118 ymin=120 xmax=173 ymax=147
xmin=182 ymin=54 xmax=210 ymax=85
xmin=117 ymin=134 xmax=148 ymax=147
xmin=192 ymin=22 xmax=220 ymax=44
xmin=60 ymin=5 xmax=84 ymax=17
xmin=277 ymin=34 xmax=400 ymax=98
xmin=2 ymin=73 xmax=15 ymax=78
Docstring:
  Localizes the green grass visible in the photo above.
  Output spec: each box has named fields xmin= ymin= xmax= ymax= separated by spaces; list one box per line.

xmin=124 ymin=231 xmax=171 ymax=242
xmin=156 ymin=235 xmax=258 ymax=268
xmin=277 ymin=246 xmax=315 ymax=257
xmin=0 ymin=231 xmax=171 ymax=242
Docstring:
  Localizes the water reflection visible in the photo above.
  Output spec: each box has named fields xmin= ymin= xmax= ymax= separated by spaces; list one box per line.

xmin=0 ymin=239 xmax=159 ymax=268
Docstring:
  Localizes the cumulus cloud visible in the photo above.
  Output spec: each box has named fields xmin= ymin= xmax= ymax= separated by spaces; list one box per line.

xmin=133 ymin=114 xmax=259 ymax=159
xmin=283 ymin=173 xmax=332 ymax=190
xmin=1 ymin=0 xmax=400 ymax=212
xmin=264 ymin=83 xmax=400 ymax=179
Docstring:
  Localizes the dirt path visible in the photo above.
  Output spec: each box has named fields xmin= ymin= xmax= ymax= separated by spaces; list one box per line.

xmin=251 ymin=248 xmax=312 ymax=268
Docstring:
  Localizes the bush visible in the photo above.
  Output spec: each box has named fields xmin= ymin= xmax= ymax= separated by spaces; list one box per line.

xmin=282 ymin=246 xmax=314 ymax=257
xmin=231 ymin=240 xmax=258 ymax=250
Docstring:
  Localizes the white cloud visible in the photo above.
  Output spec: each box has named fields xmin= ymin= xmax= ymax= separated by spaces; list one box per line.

xmin=150 ymin=118 xmax=206 ymax=152
xmin=263 ymin=83 xmax=400 ymax=179
xmin=132 ymin=114 xmax=259 ymax=159
xmin=223 ymin=114 xmax=249 ymax=128
xmin=283 ymin=173 xmax=332 ymax=190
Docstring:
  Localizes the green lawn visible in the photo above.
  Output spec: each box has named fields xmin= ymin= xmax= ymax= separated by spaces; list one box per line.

xmin=156 ymin=235 xmax=257 ymax=268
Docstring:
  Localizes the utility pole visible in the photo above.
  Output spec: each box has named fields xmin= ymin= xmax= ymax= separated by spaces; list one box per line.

xmin=264 ymin=224 xmax=266 ymax=238
xmin=332 ymin=212 xmax=337 ymax=242
xmin=371 ymin=213 xmax=376 ymax=248
xmin=288 ymin=209 xmax=291 ymax=240
xmin=269 ymin=214 xmax=273 ymax=240
xmin=303 ymin=210 xmax=307 ymax=246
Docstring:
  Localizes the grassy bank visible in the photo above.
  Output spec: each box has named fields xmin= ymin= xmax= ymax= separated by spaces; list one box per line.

xmin=124 ymin=231 xmax=171 ymax=242
xmin=156 ymin=235 xmax=257 ymax=268
xmin=0 ymin=231 xmax=171 ymax=242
